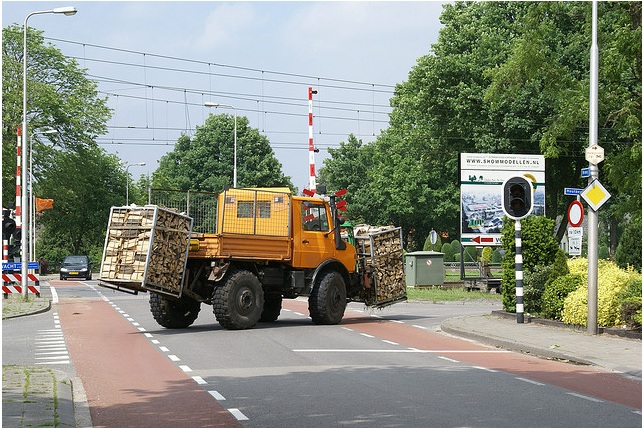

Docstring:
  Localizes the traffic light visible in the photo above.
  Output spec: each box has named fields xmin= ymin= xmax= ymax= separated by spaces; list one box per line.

xmin=502 ymin=176 xmax=533 ymax=220
xmin=2 ymin=209 xmax=16 ymax=240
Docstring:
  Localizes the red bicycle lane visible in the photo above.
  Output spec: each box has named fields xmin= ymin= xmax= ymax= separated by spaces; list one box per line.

xmin=55 ymin=282 xmax=241 ymax=427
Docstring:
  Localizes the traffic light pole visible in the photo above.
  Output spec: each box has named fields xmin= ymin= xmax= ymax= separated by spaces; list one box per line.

xmin=515 ymin=219 xmax=524 ymax=324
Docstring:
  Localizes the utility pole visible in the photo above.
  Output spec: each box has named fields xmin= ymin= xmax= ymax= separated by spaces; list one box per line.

xmin=586 ymin=0 xmax=599 ymax=335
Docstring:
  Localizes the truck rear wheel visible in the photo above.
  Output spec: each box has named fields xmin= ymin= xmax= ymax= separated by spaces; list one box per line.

xmin=308 ymin=270 xmax=347 ymax=325
xmin=260 ymin=293 xmax=282 ymax=322
xmin=150 ymin=293 xmax=201 ymax=329
xmin=213 ymin=269 xmax=264 ymax=330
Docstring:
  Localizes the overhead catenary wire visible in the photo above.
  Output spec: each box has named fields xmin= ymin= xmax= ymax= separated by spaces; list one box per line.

xmin=41 ymin=36 xmax=621 ymax=157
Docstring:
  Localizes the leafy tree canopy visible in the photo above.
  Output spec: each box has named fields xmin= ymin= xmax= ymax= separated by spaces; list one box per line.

xmin=2 ymin=24 xmax=112 ymax=204
xmin=320 ymin=1 xmax=640 ymax=253
xmin=2 ymin=25 xmax=114 ymax=265
xmin=153 ymin=113 xmax=294 ymax=192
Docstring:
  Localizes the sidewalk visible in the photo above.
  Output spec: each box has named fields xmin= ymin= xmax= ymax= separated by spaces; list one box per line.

xmin=2 ymin=288 xmax=91 ymax=428
xmin=2 ymin=365 xmax=76 ymax=427
xmin=441 ymin=312 xmax=642 ymax=379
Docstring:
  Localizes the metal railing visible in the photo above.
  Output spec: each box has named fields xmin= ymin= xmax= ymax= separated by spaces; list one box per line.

xmin=148 ymin=188 xmax=218 ymax=234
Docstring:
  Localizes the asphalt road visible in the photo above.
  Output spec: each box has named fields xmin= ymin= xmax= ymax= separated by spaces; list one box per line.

xmin=3 ymin=280 xmax=640 ymax=428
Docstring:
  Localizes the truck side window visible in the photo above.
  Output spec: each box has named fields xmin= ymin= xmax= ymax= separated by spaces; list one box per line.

xmin=301 ymin=202 xmax=329 ymax=231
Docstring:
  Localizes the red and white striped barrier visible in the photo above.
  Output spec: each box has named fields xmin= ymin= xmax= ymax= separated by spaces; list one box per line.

xmin=308 ymin=87 xmax=317 ymax=192
xmin=2 ymin=273 xmax=40 ymax=296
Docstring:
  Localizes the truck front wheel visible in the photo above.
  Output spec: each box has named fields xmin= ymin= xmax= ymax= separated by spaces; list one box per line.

xmin=213 ymin=269 xmax=264 ymax=330
xmin=150 ymin=293 xmax=201 ymax=329
xmin=309 ymin=270 xmax=347 ymax=325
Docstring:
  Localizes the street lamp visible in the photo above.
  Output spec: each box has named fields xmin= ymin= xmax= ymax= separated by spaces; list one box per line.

xmin=204 ymin=102 xmax=238 ymax=187
xmin=125 ymin=162 xmax=146 ymax=205
xmin=22 ymin=6 xmax=77 ymax=298
xmin=29 ymin=129 xmax=58 ymax=264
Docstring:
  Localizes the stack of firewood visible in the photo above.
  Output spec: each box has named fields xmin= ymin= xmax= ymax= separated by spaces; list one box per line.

xmin=354 ymin=226 xmax=406 ymax=305
xmin=370 ymin=228 xmax=405 ymax=303
xmin=100 ymin=206 xmax=192 ymax=294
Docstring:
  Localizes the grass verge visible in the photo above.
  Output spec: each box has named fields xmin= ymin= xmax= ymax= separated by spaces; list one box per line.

xmin=407 ymin=286 xmax=501 ymax=303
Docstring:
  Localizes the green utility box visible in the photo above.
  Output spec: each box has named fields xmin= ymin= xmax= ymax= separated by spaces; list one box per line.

xmin=405 ymin=251 xmax=444 ymax=286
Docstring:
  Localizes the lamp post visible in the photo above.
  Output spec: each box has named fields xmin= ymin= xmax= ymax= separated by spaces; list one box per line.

xmin=22 ymin=6 xmax=77 ymax=298
xmin=204 ymin=102 xmax=238 ymax=187
xmin=29 ymin=129 xmax=58 ymax=264
xmin=126 ymin=162 xmax=146 ymax=205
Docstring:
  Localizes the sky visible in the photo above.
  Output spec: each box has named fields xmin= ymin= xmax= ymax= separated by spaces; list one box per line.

xmin=2 ymin=1 xmax=446 ymax=192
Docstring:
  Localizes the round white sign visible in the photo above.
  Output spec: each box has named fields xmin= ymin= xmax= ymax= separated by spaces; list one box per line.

xmin=567 ymin=200 xmax=584 ymax=227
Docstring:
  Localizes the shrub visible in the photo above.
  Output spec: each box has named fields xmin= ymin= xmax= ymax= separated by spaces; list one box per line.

xmin=451 ymin=239 xmax=461 ymax=251
xmin=561 ymin=259 xmax=641 ymax=326
xmin=523 ymin=264 xmax=552 ymax=314
xmin=462 ymin=246 xmax=477 ymax=262
xmin=441 ymin=243 xmax=455 ymax=262
xmin=549 ymin=249 xmax=570 ymax=281
xmin=480 ymin=247 xmax=493 ymax=262
xmin=619 ymin=279 xmax=642 ymax=331
xmin=491 ymin=250 xmax=503 ymax=264
xmin=567 ymin=257 xmax=588 ymax=278
xmin=541 ymin=274 xmax=582 ymax=320
xmin=615 ymin=217 xmax=642 ymax=272
xmin=501 ymin=216 xmax=559 ymax=312
xmin=423 ymin=232 xmax=442 ymax=252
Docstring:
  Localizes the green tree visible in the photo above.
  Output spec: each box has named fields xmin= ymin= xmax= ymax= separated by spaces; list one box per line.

xmin=153 ymin=113 xmax=293 ymax=192
xmin=318 ymin=134 xmax=374 ymax=224
xmin=36 ymin=145 xmax=124 ymax=265
xmin=486 ymin=2 xmax=641 ymax=227
xmin=3 ymin=25 xmax=112 ymax=204
xmin=2 ymin=24 xmax=113 ymax=265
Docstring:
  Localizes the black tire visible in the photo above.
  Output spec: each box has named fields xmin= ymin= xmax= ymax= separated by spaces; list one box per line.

xmin=260 ymin=293 xmax=282 ymax=322
xmin=150 ymin=293 xmax=201 ymax=329
xmin=308 ymin=270 xmax=347 ymax=325
xmin=213 ymin=269 xmax=264 ymax=330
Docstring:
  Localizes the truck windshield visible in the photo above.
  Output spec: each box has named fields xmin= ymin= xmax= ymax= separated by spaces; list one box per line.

xmin=301 ymin=202 xmax=329 ymax=231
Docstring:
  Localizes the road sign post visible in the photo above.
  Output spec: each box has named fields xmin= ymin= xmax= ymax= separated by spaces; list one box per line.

xmin=586 ymin=0 xmax=600 ymax=336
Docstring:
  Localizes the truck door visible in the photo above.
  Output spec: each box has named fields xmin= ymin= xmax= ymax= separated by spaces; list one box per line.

xmin=294 ymin=201 xmax=335 ymax=269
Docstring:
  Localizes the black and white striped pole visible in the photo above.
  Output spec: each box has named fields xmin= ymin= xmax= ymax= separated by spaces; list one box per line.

xmin=515 ymin=220 xmax=524 ymax=323
xmin=502 ymin=176 xmax=533 ymax=324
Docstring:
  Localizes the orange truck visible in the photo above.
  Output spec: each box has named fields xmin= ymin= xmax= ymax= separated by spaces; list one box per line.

xmin=99 ymin=187 xmax=406 ymax=330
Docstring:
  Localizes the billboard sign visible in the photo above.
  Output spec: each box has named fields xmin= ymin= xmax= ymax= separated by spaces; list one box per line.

xmin=460 ymin=153 xmax=545 ymax=246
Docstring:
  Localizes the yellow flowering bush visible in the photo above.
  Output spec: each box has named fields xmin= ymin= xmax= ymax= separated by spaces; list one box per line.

xmin=561 ymin=259 xmax=641 ymax=327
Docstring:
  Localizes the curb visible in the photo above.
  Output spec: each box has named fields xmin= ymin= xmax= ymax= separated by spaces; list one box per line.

xmin=2 ymin=299 xmax=52 ymax=320
xmin=55 ymin=370 xmax=76 ymax=428
xmin=72 ymin=376 xmax=93 ymax=428
xmin=440 ymin=316 xmax=596 ymax=367
xmin=491 ymin=310 xmax=642 ymax=340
